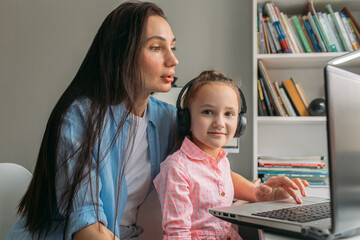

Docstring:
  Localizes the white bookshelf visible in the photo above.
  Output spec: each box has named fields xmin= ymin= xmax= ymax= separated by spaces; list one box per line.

xmin=252 ymin=0 xmax=360 ymax=179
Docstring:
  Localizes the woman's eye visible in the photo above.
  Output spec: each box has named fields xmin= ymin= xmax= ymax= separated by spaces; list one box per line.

xmin=171 ymin=46 xmax=177 ymax=52
xmin=151 ymin=46 xmax=161 ymax=51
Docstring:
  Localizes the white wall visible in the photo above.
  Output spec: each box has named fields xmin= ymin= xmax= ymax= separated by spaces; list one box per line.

xmin=0 ymin=0 xmax=253 ymax=179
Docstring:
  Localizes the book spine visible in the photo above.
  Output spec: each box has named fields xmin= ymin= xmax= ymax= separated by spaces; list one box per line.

xmin=307 ymin=12 xmax=327 ymax=52
xmin=280 ymin=13 xmax=299 ymax=53
xmin=325 ymin=13 xmax=343 ymax=51
xmin=258 ymin=60 xmax=285 ymax=116
xmin=259 ymin=163 xmax=326 ymax=167
xmin=349 ymin=17 xmax=360 ymax=44
xmin=295 ymin=82 xmax=310 ymax=108
xmin=264 ymin=3 xmax=291 ymax=53
xmin=340 ymin=12 xmax=359 ymax=50
xmin=258 ymin=5 xmax=265 ymax=54
xmin=292 ymin=15 xmax=312 ymax=53
xmin=274 ymin=81 xmax=288 ymax=116
xmin=303 ymin=16 xmax=322 ymax=52
xmin=318 ymin=12 xmax=338 ymax=52
xmin=288 ymin=18 xmax=305 ymax=53
xmin=335 ymin=11 xmax=354 ymax=51
xmin=267 ymin=18 xmax=282 ymax=53
xmin=342 ymin=7 xmax=360 ymax=34
xmin=325 ymin=4 xmax=350 ymax=51
xmin=282 ymin=78 xmax=310 ymax=116
xmin=259 ymin=77 xmax=274 ymax=116
xmin=257 ymin=79 xmax=267 ymax=116
xmin=298 ymin=15 xmax=316 ymax=52
xmin=279 ymin=87 xmax=296 ymax=116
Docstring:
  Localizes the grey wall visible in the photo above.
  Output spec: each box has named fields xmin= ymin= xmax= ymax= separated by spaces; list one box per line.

xmin=0 ymin=0 xmax=253 ymax=179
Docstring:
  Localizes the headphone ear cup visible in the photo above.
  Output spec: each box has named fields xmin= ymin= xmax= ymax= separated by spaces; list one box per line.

xmin=177 ymin=108 xmax=191 ymax=136
xmin=234 ymin=113 xmax=247 ymax=138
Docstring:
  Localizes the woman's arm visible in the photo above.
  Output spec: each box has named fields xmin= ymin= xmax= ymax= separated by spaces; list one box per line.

xmin=74 ymin=222 xmax=119 ymax=240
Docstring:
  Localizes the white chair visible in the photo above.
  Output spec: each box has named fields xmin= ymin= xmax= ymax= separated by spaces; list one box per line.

xmin=0 ymin=163 xmax=32 ymax=240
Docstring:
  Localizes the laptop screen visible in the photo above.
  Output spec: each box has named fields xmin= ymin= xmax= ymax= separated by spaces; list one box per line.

xmin=325 ymin=52 xmax=360 ymax=234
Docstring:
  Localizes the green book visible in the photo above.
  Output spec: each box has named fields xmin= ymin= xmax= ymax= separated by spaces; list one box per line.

xmin=292 ymin=15 xmax=312 ymax=53
xmin=325 ymin=4 xmax=349 ymax=51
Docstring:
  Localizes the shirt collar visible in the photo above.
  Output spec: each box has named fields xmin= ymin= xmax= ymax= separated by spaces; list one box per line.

xmin=180 ymin=137 xmax=228 ymax=161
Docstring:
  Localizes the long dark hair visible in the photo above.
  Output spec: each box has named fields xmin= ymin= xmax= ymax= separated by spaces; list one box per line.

xmin=18 ymin=1 xmax=166 ymax=239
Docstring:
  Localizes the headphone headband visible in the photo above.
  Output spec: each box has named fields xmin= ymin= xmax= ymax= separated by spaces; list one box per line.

xmin=176 ymin=78 xmax=247 ymax=115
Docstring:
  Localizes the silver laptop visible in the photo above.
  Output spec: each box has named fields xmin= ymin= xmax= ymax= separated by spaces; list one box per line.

xmin=209 ymin=50 xmax=360 ymax=240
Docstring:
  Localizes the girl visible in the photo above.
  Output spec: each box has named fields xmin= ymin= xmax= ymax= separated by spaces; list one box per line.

xmin=154 ymin=70 xmax=309 ymax=240
xmin=6 ymin=1 xmax=178 ymax=240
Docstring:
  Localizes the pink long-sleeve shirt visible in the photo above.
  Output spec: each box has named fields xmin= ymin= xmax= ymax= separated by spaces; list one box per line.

xmin=154 ymin=137 xmax=241 ymax=240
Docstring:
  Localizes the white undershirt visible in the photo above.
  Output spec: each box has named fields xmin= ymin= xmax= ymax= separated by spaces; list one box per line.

xmin=120 ymin=109 xmax=151 ymax=226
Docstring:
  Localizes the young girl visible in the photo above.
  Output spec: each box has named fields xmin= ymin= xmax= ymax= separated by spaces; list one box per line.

xmin=154 ymin=70 xmax=309 ymax=240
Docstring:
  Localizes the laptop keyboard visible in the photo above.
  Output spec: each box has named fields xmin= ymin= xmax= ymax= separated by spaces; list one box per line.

xmin=252 ymin=202 xmax=331 ymax=223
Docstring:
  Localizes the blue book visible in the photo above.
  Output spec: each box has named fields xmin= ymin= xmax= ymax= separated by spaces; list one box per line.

xmin=303 ymin=16 xmax=322 ymax=52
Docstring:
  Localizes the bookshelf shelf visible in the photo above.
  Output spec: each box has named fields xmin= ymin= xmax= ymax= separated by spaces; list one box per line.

xmin=252 ymin=0 xmax=360 ymax=180
xmin=257 ymin=52 xmax=346 ymax=68
xmin=258 ymin=116 xmax=326 ymax=124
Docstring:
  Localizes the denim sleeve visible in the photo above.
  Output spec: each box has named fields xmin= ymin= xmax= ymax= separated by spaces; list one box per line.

xmin=56 ymin=101 xmax=108 ymax=239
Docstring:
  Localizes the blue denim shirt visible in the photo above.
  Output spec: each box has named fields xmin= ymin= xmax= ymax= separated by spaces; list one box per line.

xmin=6 ymin=96 xmax=176 ymax=240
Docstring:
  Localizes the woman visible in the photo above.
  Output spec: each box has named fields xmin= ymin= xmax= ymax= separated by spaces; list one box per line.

xmin=7 ymin=1 xmax=178 ymax=240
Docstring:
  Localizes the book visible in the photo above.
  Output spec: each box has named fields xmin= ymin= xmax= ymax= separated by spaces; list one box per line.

xmin=266 ymin=17 xmax=282 ymax=53
xmin=302 ymin=15 xmax=322 ymax=52
xmin=258 ymin=4 xmax=265 ymax=54
xmin=280 ymin=12 xmax=300 ymax=53
xmin=348 ymin=17 xmax=360 ymax=44
xmin=282 ymin=78 xmax=310 ymax=116
xmin=325 ymin=4 xmax=350 ymax=51
xmin=324 ymin=13 xmax=343 ymax=51
xmin=264 ymin=3 xmax=291 ymax=53
xmin=342 ymin=7 xmax=360 ymax=34
xmin=306 ymin=1 xmax=333 ymax=52
xmin=298 ymin=15 xmax=316 ymax=52
xmin=339 ymin=12 xmax=359 ymax=50
xmin=259 ymin=76 xmax=274 ymax=116
xmin=258 ymin=60 xmax=286 ymax=116
xmin=262 ymin=16 xmax=271 ymax=53
xmin=279 ymin=87 xmax=296 ymax=117
xmin=257 ymin=79 xmax=267 ymax=116
xmin=264 ymin=18 xmax=277 ymax=53
xmin=274 ymin=81 xmax=288 ymax=116
xmin=292 ymin=15 xmax=312 ymax=53
xmin=306 ymin=12 xmax=327 ymax=52
xmin=295 ymin=82 xmax=310 ymax=108
xmin=288 ymin=17 xmax=305 ymax=53
xmin=318 ymin=12 xmax=339 ymax=52
xmin=258 ymin=155 xmax=326 ymax=162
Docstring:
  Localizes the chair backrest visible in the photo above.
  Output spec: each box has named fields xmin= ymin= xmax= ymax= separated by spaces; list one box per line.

xmin=0 ymin=163 xmax=32 ymax=239
xmin=137 ymin=190 xmax=163 ymax=240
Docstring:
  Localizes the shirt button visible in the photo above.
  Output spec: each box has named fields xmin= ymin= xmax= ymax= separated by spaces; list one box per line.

xmin=221 ymin=191 xmax=226 ymax=197
xmin=150 ymin=138 xmax=154 ymax=142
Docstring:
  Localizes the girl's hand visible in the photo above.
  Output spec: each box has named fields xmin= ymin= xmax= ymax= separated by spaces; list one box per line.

xmin=253 ymin=177 xmax=310 ymax=204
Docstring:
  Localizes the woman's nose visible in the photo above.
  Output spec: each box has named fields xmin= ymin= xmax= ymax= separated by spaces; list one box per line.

xmin=165 ymin=49 xmax=179 ymax=67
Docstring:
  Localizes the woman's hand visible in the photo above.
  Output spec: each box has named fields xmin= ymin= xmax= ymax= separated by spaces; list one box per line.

xmin=74 ymin=222 xmax=120 ymax=240
xmin=253 ymin=177 xmax=310 ymax=204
